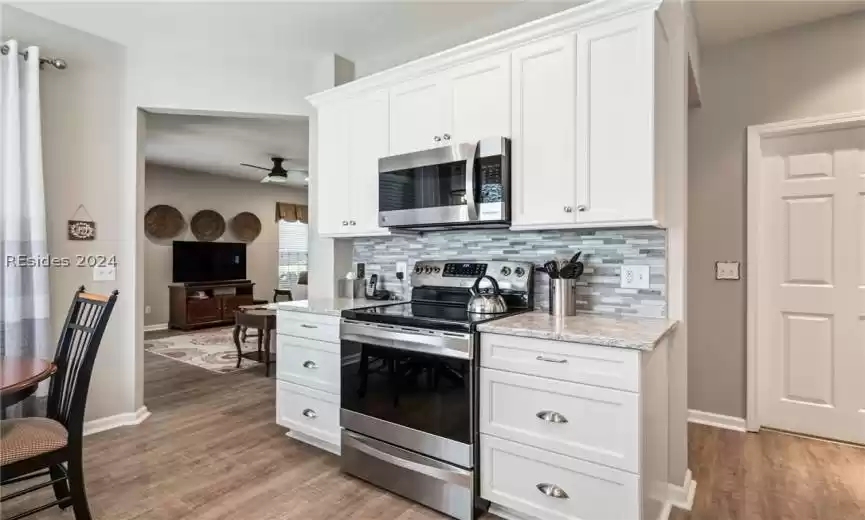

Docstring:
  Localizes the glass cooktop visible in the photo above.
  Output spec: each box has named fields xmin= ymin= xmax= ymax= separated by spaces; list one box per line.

xmin=342 ymin=301 xmax=528 ymax=333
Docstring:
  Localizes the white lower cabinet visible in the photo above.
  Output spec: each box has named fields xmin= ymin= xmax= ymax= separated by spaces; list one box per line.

xmin=480 ymin=333 xmax=670 ymax=520
xmin=481 ymin=435 xmax=640 ymax=520
xmin=275 ymin=311 xmax=343 ymax=454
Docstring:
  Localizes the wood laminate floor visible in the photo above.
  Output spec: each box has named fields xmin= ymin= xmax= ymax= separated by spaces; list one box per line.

xmin=3 ymin=329 xmax=865 ymax=519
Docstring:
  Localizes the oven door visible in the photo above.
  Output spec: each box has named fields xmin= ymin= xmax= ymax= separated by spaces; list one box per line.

xmin=340 ymin=320 xmax=475 ymax=468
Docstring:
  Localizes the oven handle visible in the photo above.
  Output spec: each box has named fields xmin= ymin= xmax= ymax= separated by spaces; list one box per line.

xmin=465 ymin=140 xmax=480 ymax=221
xmin=343 ymin=431 xmax=471 ymax=487
xmin=341 ymin=321 xmax=472 ymax=360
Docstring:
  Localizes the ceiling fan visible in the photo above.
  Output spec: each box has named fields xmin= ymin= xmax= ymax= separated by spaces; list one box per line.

xmin=240 ymin=157 xmax=308 ymax=185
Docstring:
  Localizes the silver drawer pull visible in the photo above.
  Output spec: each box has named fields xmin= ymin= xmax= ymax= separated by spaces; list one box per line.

xmin=536 ymin=410 xmax=568 ymax=424
xmin=536 ymin=483 xmax=569 ymax=499
xmin=302 ymin=360 xmax=318 ymax=369
xmin=536 ymin=355 xmax=567 ymax=364
xmin=300 ymin=324 xmax=318 ymax=329
xmin=302 ymin=408 xmax=317 ymax=419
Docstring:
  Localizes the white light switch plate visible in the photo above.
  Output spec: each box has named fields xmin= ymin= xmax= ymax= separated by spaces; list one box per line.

xmin=93 ymin=266 xmax=116 ymax=282
xmin=715 ymin=261 xmax=740 ymax=280
xmin=620 ymin=265 xmax=650 ymax=289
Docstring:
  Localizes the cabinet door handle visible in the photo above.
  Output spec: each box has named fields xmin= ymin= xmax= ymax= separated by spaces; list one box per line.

xmin=302 ymin=408 xmax=317 ymax=419
xmin=442 ymin=133 xmax=451 ymax=141
xmin=536 ymin=483 xmax=569 ymax=499
xmin=536 ymin=410 xmax=568 ymax=424
xmin=536 ymin=355 xmax=567 ymax=364
xmin=350 ymin=220 xmax=356 ymax=226
xmin=342 ymin=220 xmax=349 ymax=226
xmin=433 ymin=136 xmax=442 ymax=143
xmin=576 ymin=205 xmax=587 ymax=212
xmin=302 ymin=360 xmax=318 ymax=369
xmin=300 ymin=324 xmax=318 ymax=329
xmin=564 ymin=206 xmax=573 ymax=213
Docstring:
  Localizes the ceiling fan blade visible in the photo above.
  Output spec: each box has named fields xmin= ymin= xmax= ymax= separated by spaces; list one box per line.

xmin=239 ymin=163 xmax=271 ymax=171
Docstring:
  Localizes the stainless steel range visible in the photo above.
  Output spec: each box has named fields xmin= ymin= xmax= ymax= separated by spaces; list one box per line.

xmin=339 ymin=260 xmax=534 ymax=520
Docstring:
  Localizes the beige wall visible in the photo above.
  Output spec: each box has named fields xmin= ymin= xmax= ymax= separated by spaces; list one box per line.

xmin=2 ymin=6 xmax=131 ymax=420
xmin=689 ymin=12 xmax=865 ymax=417
xmin=143 ymin=164 xmax=306 ymax=326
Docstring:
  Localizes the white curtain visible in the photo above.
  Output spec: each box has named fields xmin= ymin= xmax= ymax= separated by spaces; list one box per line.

xmin=0 ymin=41 xmax=52 ymax=415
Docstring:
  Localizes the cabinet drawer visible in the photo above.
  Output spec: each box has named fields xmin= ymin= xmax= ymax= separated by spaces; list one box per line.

xmin=480 ymin=368 xmax=638 ymax=472
xmin=276 ymin=381 xmax=340 ymax=447
xmin=481 ymin=333 xmax=640 ymax=392
xmin=480 ymin=434 xmax=639 ymax=520
xmin=277 ymin=312 xmax=340 ymax=343
xmin=277 ymin=340 xmax=341 ymax=394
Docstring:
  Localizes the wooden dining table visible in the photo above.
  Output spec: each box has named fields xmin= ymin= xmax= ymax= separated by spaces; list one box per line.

xmin=0 ymin=357 xmax=56 ymax=408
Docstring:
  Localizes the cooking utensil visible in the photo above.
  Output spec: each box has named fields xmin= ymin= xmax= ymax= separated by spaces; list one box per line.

xmin=543 ymin=260 xmax=559 ymax=279
xmin=467 ymin=275 xmax=508 ymax=314
xmin=569 ymin=251 xmax=582 ymax=265
xmin=573 ymin=261 xmax=584 ymax=278
xmin=559 ymin=263 xmax=576 ymax=279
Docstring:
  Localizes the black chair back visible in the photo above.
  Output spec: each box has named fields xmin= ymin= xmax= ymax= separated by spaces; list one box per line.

xmin=273 ymin=289 xmax=293 ymax=303
xmin=46 ymin=287 xmax=118 ymax=439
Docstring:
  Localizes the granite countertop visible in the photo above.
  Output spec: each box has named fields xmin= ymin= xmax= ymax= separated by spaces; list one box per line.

xmin=275 ymin=298 xmax=394 ymax=317
xmin=477 ymin=311 xmax=678 ymax=351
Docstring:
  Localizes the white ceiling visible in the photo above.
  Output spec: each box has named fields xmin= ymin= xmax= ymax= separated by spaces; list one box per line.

xmin=145 ymin=113 xmax=310 ymax=187
xmin=693 ymin=0 xmax=865 ymax=47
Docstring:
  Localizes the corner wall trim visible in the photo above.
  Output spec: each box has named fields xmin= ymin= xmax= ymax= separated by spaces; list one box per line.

xmin=688 ymin=409 xmax=747 ymax=433
xmin=83 ymin=406 xmax=151 ymax=436
xmin=143 ymin=323 xmax=168 ymax=332
xmin=667 ymin=469 xmax=697 ymax=512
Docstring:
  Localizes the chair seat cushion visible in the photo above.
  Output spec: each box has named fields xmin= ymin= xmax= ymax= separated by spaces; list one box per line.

xmin=0 ymin=417 xmax=68 ymax=466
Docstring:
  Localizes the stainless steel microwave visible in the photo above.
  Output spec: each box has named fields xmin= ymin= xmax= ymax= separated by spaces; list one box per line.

xmin=378 ymin=137 xmax=510 ymax=230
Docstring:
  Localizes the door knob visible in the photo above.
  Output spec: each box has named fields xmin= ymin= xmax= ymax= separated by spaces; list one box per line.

xmin=564 ymin=206 xmax=573 ymax=213
xmin=433 ymin=136 xmax=442 ymax=143
xmin=442 ymin=133 xmax=451 ymax=141
xmin=576 ymin=205 xmax=587 ymax=212
xmin=350 ymin=220 xmax=356 ymax=226
xmin=342 ymin=220 xmax=348 ymax=226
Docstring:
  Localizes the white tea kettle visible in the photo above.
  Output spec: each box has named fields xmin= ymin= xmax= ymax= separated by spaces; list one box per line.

xmin=467 ymin=275 xmax=508 ymax=314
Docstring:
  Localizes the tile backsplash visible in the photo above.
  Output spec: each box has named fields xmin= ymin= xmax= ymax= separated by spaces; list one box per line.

xmin=352 ymin=228 xmax=666 ymax=318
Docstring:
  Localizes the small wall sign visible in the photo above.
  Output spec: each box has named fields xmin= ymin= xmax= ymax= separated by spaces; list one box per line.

xmin=68 ymin=205 xmax=96 ymax=241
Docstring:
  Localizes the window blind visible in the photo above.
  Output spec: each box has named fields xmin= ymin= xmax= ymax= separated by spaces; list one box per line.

xmin=278 ymin=221 xmax=309 ymax=289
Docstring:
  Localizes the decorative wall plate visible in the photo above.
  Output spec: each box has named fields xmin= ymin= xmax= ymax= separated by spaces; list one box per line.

xmin=230 ymin=212 xmax=262 ymax=242
xmin=144 ymin=204 xmax=184 ymax=239
xmin=190 ymin=210 xmax=225 ymax=242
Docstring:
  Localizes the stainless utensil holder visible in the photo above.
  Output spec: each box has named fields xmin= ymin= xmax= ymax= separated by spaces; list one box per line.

xmin=549 ymin=279 xmax=577 ymax=317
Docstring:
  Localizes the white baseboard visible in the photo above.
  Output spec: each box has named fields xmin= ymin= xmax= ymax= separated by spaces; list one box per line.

xmin=143 ymin=323 xmax=168 ymax=332
xmin=83 ymin=406 xmax=151 ymax=436
xmin=688 ymin=409 xmax=747 ymax=433
xmin=667 ymin=468 xmax=697 ymax=511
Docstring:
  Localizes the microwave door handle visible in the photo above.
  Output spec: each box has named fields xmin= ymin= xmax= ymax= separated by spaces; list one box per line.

xmin=464 ymin=141 xmax=480 ymax=221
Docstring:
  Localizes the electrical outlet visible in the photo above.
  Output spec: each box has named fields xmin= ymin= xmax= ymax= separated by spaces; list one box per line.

xmin=396 ymin=262 xmax=407 ymax=279
xmin=620 ymin=265 xmax=650 ymax=289
xmin=145 ymin=305 xmax=152 ymax=315
xmin=715 ymin=261 xmax=740 ymax=280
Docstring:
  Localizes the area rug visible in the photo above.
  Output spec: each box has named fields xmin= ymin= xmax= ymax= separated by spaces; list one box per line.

xmin=145 ymin=328 xmax=263 ymax=374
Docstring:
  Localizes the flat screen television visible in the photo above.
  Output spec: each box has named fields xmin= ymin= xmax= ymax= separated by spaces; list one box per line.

xmin=172 ymin=241 xmax=247 ymax=283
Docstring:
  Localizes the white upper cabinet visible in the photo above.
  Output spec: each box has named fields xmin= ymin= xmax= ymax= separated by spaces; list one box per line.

xmin=576 ymin=11 xmax=656 ymax=225
xmin=389 ymin=77 xmax=448 ymax=155
xmin=446 ymin=53 xmax=511 ymax=143
xmin=510 ymin=34 xmax=577 ymax=228
xmin=317 ymin=91 xmax=390 ymax=238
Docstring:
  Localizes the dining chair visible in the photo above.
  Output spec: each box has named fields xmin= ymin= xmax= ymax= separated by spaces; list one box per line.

xmin=273 ymin=289 xmax=293 ymax=302
xmin=0 ymin=287 xmax=118 ymax=520
xmin=241 ymin=289 xmax=292 ymax=343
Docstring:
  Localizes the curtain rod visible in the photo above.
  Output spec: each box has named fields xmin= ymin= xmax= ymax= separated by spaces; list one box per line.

xmin=1 ymin=44 xmax=67 ymax=70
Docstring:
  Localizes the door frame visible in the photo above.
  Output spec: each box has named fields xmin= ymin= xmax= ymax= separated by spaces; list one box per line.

xmin=746 ymin=110 xmax=865 ymax=432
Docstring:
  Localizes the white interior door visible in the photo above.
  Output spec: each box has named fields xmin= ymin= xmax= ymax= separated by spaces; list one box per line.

xmin=756 ymin=125 xmax=865 ymax=444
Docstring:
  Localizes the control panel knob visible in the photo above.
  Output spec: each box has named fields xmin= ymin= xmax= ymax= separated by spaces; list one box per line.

xmin=425 ymin=266 xmax=433 ymax=274
xmin=514 ymin=267 xmax=526 ymax=278
xmin=433 ymin=266 xmax=441 ymax=273
xmin=500 ymin=266 xmax=512 ymax=276
xmin=415 ymin=266 xmax=423 ymax=274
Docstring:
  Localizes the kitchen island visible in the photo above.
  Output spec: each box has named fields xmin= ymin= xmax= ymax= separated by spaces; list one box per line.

xmin=477 ymin=311 xmax=680 ymax=520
